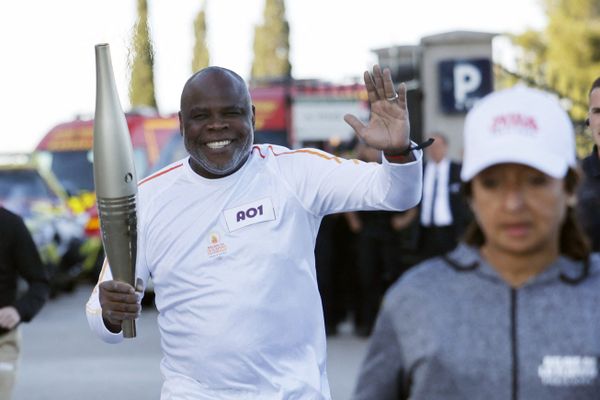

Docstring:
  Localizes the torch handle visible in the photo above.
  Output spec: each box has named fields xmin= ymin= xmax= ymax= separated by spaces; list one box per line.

xmin=97 ymin=195 xmax=138 ymax=339
xmin=122 ymin=320 xmax=136 ymax=338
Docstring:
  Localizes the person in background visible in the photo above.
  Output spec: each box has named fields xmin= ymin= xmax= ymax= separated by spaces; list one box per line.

xmin=313 ymin=140 xmax=353 ymax=337
xmin=86 ymin=65 xmax=424 ymax=399
xmin=0 ymin=206 xmax=49 ymax=399
xmin=353 ymin=86 xmax=600 ymax=400
xmin=416 ymin=132 xmax=469 ymax=261
xmin=345 ymin=142 xmax=418 ymax=336
xmin=577 ymin=76 xmax=600 ymax=251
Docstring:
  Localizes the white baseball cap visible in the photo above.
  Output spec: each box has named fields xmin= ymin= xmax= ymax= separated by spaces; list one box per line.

xmin=461 ymin=85 xmax=576 ymax=181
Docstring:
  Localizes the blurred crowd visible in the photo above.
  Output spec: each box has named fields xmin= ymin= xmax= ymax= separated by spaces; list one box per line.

xmin=313 ymin=132 xmax=473 ymax=337
xmin=314 ymin=110 xmax=600 ymax=338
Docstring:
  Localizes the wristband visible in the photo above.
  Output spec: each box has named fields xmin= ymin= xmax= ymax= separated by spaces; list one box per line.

xmin=384 ymin=138 xmax=435 ymax=158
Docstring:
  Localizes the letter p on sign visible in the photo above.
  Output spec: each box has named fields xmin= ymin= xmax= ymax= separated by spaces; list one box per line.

xmin=439 ymin=58 xmax=492 ymax=113
xmin=454 ymin=64 xmax=481 ymax=109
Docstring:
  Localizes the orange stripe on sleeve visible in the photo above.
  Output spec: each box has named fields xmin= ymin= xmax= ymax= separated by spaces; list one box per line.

xmin=138 ymin=163 xmax=183 ymax=186
xmin=267 ymin=145 xmax=342 ymax=164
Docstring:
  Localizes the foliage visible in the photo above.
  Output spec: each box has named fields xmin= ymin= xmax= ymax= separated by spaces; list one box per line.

xmin=543 ymin=0 xmax=600 ymax=118
xmin=192 ymin=1 xmax=210 ymax=73
xmin=510 ymin=0 xmax=600 ymax=156
xmin=128 ymin=0 xmax=158 ymax=110
xmin=251 ymin=0 xmax=292 ymax=80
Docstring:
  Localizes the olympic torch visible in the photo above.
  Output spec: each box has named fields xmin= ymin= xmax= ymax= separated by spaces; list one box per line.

xmin=93 ymin=43 xmax=138 ymax=338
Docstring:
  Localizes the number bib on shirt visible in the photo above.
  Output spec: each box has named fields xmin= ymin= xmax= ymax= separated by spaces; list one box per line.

xmin=223 ymin=197 xmax=276 ymax=232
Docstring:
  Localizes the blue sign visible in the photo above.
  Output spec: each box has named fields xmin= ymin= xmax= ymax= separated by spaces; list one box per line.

xmin=439 ymin=58 xmax=492 ymax=113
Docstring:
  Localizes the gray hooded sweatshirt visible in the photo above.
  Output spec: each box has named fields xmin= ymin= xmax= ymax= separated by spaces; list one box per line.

xmin=353 ymin=244 xmax=600 ymax=400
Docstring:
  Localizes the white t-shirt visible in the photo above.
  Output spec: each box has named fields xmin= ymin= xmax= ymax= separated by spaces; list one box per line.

xmin=86 ymin=144 xmax=422 ymax=399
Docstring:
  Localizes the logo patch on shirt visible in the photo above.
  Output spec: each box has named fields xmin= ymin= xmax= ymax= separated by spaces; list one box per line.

xmin=223 ymin=197 xmax=276 ymax=232
xmin=538 ymin=355 xmax=598 ymax=386
xmin=207 ymin=231 xmax=227 ymax=257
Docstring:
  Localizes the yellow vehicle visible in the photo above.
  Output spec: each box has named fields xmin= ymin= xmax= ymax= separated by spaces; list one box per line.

xmin=0 ymin=154 xmax=84 ymax=296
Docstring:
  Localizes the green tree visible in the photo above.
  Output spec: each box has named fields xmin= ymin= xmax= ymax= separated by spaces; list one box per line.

xmin=129 ymin=0 xmax=157 ymax=110
xmin=510 ymin=29 xmax=548 ymax=88
xmin=511 ymin=0 xmax=600 ymax=156
xmin=251 ymin=0 xmax=292 ymax=80
xmin=494 ymin=30 xmax=548 ymax=92
xmin=512 ymin=0 xmax=600 ymax=120
xmin=192 ymin=1 xmax=210 ymax=73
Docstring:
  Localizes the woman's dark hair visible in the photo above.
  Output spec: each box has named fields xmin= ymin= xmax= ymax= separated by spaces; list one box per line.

xmin=462 ymin=168 xmax=591 ymax=260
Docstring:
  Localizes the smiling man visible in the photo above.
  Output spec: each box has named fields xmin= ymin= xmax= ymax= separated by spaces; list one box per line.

xmin=86 ymin=65 xmax=423 ymax=399
xmin=179 ymin=68 xmax=255 ymax=179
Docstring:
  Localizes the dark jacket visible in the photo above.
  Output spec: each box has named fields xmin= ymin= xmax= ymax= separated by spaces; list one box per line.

xmin=577 ymin=145 xmax=600 ymax=251
xmin=0 ymin=207 xmax=49 ymax=335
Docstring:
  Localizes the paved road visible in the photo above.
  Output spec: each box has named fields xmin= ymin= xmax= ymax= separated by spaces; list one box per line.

xmin=13 ymin=285 xmax=368 ymax=400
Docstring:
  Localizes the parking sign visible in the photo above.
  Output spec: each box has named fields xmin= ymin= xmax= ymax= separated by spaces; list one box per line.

xmin=439 ymin=58 xmax=492 ymax=113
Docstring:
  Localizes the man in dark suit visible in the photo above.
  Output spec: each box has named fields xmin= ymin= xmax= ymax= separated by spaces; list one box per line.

xmin=577 ymin=77 xmax=600 ymax=251
xmin=416 ymin=133 xmax=470 ymax=260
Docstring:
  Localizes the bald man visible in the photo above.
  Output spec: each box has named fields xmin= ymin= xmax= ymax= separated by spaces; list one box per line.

xmin=87 ymin=65 xmax=424 ymax=399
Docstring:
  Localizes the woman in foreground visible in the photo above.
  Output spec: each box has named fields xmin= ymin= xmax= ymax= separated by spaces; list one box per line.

xmin=353 ymin=86 xmax=600 ymax=400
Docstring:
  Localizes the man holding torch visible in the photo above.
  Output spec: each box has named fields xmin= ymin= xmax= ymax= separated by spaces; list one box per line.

xmin=87 ymin=64 xmax=424 ymax=399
